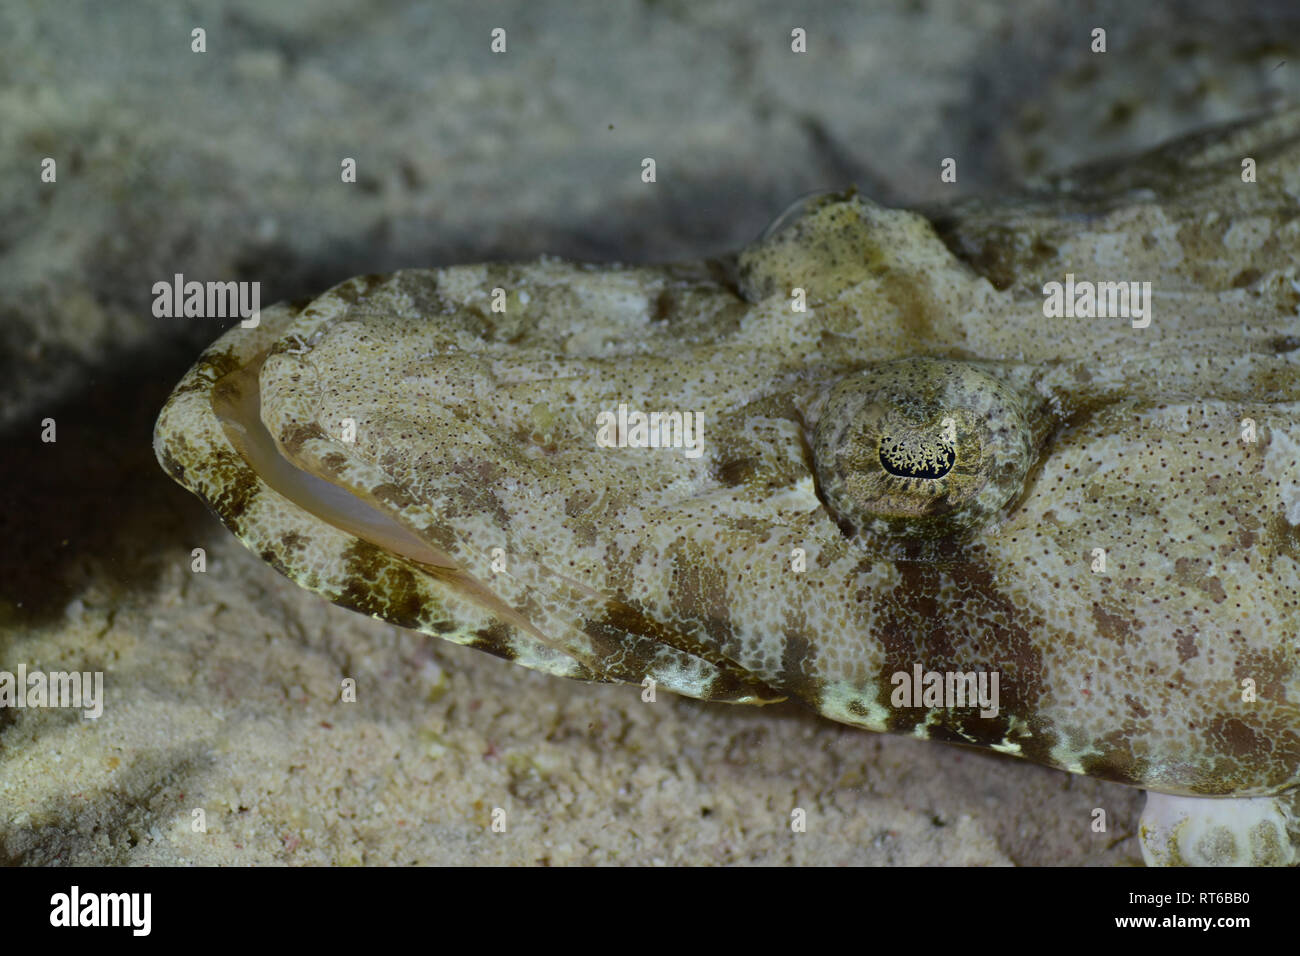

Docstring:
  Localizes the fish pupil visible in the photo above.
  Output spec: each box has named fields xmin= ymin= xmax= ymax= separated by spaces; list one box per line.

xmin=878 ymin=432 xmax=955 ymax=480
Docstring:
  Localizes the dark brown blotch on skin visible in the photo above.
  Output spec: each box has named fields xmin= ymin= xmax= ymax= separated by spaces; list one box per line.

xmin=1078 ymin=729 xmax=1148 ymax=787
xmin=471 ymin=622 xmax=519 ymax=663
xmin=207 ymin=448 xmax=264 ymax=524
xmin=669 ymin=552 xmax=741 ymax=661
xmin=581 ymin=597 xmax=783 ymax=703
xmin=336 ymin=540 xmax=427 ymax=631
xmin=328 ymin=273 xmax=388 ymax=306
xmin=777 ymin=624 xmax=823 ymax=705
xmin=1265 ymin=512 xmax=1300 ymax=569
xmin=1208 ymin=715 xmax=1263 ymax=759
xmin=168 ymin=347 xmax=246 ymax=399
xmin=1195 ymin=713 xmax=1300 ymax=793
xmin=714 ymin=457 xmax=762 ymax=488
xmin=1092 ymin=602 xmax=1140 ymax=646
xmin=869 ymin=555 xmax=1057 ymax=767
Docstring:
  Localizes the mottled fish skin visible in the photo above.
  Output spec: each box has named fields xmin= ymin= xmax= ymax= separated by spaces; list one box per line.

xmin=156 ymin=109 xmax=1300 ymax=808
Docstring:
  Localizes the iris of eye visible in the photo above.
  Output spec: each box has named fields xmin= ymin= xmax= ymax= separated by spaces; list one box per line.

xmin=878 ymin=434 xmax=955 ymax=480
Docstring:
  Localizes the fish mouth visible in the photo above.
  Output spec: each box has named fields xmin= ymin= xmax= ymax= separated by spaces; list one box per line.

xmin=209 ymin=348 xmax=550 ymax=640
xmin=212 ymin=351 xmax=460 ymax=570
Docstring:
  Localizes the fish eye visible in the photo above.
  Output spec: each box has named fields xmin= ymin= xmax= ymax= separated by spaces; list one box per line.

xmin=811 ymin=357 xmax=1038 ymax=538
